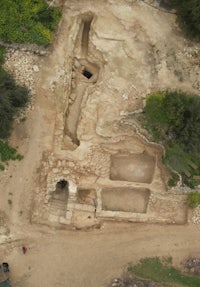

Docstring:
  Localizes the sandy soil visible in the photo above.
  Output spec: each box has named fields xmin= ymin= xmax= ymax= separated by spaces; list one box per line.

xmin=110 ymin=153 xmax=155 ymax=183
xmin=1 ymin=223 xmax=200 ymax=287
xmin=0 ymin=1 xmax=200 ymax=286
xmin=101 ymin=187 xmax=150 ymax=213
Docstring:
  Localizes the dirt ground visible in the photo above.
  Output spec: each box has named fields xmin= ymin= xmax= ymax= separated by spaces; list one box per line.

xmin=101 ymin=187 xmax=150 ymax=213
xmin=1 ymin=223 xmax=200 ymax=287
xmin=110 ymin=153 xmax=156 ymax=183
xmin=1 ymin=0 xmax=200 ymax=286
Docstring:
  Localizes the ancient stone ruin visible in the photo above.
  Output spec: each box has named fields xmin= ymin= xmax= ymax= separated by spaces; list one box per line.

xmin=31 ymin=1 xmax=191 ymax=229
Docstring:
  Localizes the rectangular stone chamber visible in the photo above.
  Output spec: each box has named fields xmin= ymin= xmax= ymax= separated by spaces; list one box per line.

xmin=110 ymin=152 xmax=156 ymax=184
xmin=101 ymin=187 xmax=150 ymax=213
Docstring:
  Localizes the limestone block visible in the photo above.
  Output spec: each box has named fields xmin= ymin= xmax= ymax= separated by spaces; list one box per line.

xmin=33 ymin=65 xmax=39 ymax=72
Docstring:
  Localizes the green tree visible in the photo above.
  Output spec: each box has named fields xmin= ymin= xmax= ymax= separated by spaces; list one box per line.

xmin=180 ymin=97 xmax=200 ymax=152
xmin=144 ymin=91 xmax=200 ymax=186
xmin=0 ymin=0 xmax=61 ymax=45
xmin=0 ymin=68 xmax=29 ymax=138
xmin=144 ymin=92 xmax=168 ymax=139
xmin=145 ymin=91 xmax=200 ymax=153
xmin=0 ymin=47 xmax=5 ymax=64
xmin=170 ymin=0 xmax=200 ymax=37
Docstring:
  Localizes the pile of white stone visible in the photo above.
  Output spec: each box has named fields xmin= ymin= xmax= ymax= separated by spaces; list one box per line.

xmin=3 ymin=46 xmax=47 ymax=119
xmin=189 ymin=205 xmax=200 ymax=224
xmin=4 ymin=48 xmax=38 ymax=95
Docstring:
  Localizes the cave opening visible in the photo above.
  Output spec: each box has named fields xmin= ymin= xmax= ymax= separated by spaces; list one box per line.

xmin=82 ymin=68 xmax=93 ymax=79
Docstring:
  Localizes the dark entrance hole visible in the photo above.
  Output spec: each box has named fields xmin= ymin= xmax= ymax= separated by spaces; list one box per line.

xmin=82 ymin=68 xmax=93 ymax=79
xmin=56 ymin=180 xmax=68 ymax=190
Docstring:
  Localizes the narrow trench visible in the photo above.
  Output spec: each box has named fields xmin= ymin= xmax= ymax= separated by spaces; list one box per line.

xmin=64 ymin=83 xmax=87 ymax=146
xmin=81 ymin=17 xmax=93 ymax=57
xmin=64 ymin=14 xmax=99 ymax=148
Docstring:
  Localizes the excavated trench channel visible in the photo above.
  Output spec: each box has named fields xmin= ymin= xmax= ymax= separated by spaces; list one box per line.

xmin=64 ymin=14 xmax=99 ymax=147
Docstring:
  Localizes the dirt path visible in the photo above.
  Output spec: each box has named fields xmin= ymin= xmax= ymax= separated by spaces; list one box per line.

xmin=0 ymin=86 xmax=56 ymax=235
xmin=12 ymin=107 xmax=55 ymax=225
xmin=0 ymin=223 xmax=200 ymax=287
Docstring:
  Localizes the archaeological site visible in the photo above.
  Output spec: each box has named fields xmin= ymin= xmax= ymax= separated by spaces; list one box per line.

xmin=1 ymin=1 xmax=200 ymax=286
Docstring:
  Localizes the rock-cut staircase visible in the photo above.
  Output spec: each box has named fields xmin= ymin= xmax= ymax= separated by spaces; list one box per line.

xmin=49 ymin=191 xmax=68 ymax=218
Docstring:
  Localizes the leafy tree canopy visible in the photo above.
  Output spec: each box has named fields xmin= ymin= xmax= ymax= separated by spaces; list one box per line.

xmin=0 ymin=0 xmax=61 ymax=45
xmin=0 ymin=68 xmax=29 ymax=139
xmin=144 ymin=91 xmax=200 ymax=187
xmin=170 ymin=0 xmax=200 ymax=37
xmin=145 ymin=91 xmax=200 ymax=153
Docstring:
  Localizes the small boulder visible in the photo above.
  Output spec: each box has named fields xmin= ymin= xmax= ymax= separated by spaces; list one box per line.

xmin=32 ymin=65 xmax=39 ymax=72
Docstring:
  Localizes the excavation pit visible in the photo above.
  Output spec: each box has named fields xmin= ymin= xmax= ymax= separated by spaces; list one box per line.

xmin=82 ymin=68 xmax=93 ymax=79
xmin=101 ymin=187 xmax=150 ymax=213
xmin=110 ymin=152 xmax=156 ymax=183
xmin=77 ymin=188 xmax=97 ymax=205
xmin=81 ymin=15 xmax=93 ymax=57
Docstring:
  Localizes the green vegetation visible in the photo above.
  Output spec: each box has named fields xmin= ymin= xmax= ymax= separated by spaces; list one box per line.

xmin=174 ymin=69 xmax=183 ymax=82
xmin=170 ymin=0 xmax=200 ymax=38
xmin=0 ymin=1 xmax=61 ymax=170
xmin=0 ymin=1 xmax=62 ymax=140
xmin=0 ymin=141 xmax=23 ymax=161
xmin=0 ymin=0 xmax=61 ymax=45
xmin=8 ymin=199 xmax=12 ymax=205
xmin=128 ymin=257 xmax=200 ymax=287
xmin=188 ymin=192 xmax=200 ymax=208
xmin=0 ymin=46 xmax=5 ymax=64
xmin=0 ymin=53 xmax=28 ymax=170
xmin=167 ymin=171 xmax=179 ymax=187
xmin=0 ymin=164 xmax=5 ymax=171
xmin=0 ymin=68 xmax=30 ymax=139
xmin=19 ymin=117 xmax=26 ymax=122
xmin=144 ymin=91 xmax=200 ymax=187
xmin=144 ymin=91 xmax=200 ymax=150
xmin=0 ymin=140 xmax=23 ymax=170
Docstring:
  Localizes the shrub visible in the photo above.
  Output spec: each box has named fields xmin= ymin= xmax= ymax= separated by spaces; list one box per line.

xmin=168 ymin=172 xmax=179 ymax=187
xmin=128 ymin=257 xmax=200 ymax=287
xmin=144 ymin=91 xmax=200 ymax=187
xmin=0 ymin=164 xmax=5 ymax=171
xmin=8 ymin=199 xmax=12 ymax=205
xmin=0 ymin=140 xmax=24 ymax=171
xmin=0 ymin=0 xmax=61 ymax=45
xmin=170 ymin=0 xmax=200 ymax=38
xmin=38 ymin=7 xmax=62 ymax=31
xmin=188 ymin=192 xmax=200 ymax=208
xmin=0 ymin=68 xmax=29 ymax=139
xmin=0 ymin=141 xmax=20 ymax=162
xmin=0 ymin=47 xmax=5 ymax=64
xmin=144 ymin=91 xmax=200 ymax=149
